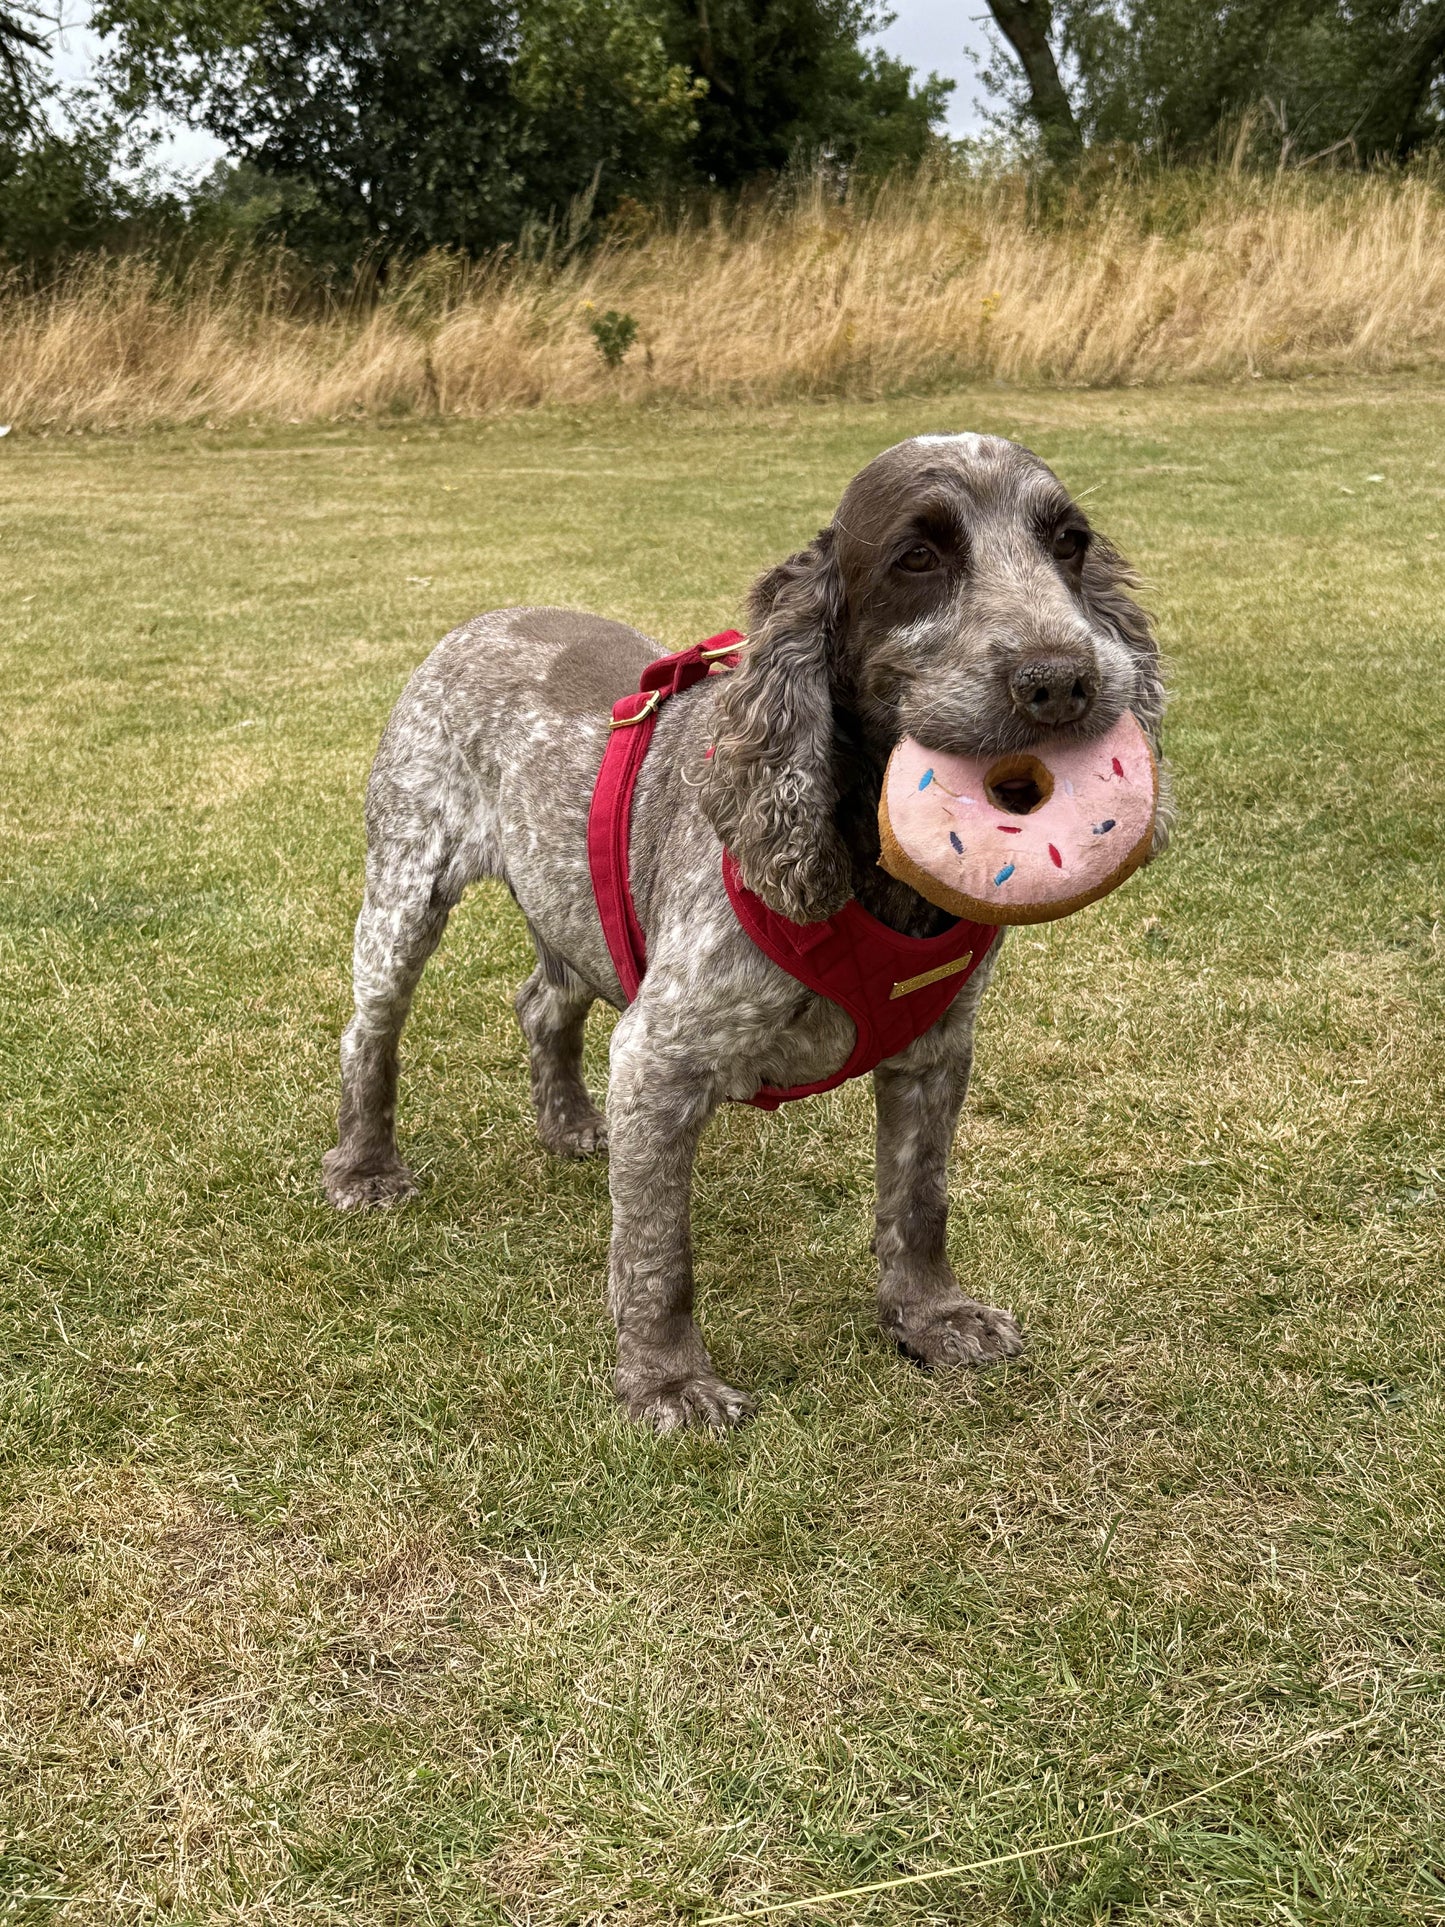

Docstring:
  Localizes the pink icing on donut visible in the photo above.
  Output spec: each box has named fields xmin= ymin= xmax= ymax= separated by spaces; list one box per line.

xmin=878 ymin=712 xmax=1157 ymax=925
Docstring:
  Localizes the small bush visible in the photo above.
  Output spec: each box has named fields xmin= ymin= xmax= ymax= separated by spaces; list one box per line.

xmin=587 ymin=307 xmax=638 ymax=368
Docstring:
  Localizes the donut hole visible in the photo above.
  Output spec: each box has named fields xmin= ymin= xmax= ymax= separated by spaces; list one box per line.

xmin=984 ymin=753 xmax=1054 ymax=815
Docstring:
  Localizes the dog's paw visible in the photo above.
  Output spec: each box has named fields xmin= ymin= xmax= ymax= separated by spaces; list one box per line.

xmin=888 ymin=1296 xmax=1025 ymax=1370
xmin=538 ymin=1105 xmax=608 ymax=1159
xmin=617 ymin=1369 xmax=755 ymax=1435
xmin=322 ymin=1150 xmax=419 ymax=1211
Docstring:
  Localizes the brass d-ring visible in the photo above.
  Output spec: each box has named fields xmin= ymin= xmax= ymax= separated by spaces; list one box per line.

xmin=609 ymin=690 xmax=661 ymax=728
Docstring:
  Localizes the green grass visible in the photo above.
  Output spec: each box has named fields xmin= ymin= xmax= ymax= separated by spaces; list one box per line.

xmin=1 ymin=380 xmax=1442 ymax=1925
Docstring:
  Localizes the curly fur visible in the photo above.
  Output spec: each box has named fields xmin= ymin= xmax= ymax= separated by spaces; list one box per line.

xmin=1076 ymin=535 xmax=1173 ymax=857
xmin=322 ymin=432 xmax=1168 ymax=1431
xmin=698 ymin=528 xmax=853 ymax=921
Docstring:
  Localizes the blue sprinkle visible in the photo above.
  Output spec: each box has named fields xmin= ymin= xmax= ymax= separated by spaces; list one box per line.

xmin=919 ymin=769 xmax=935 ymax=790
xmin=949 ymin=831 xmax=964 ymax=855
xmin=1093 ymin=818 xmax=1116 ymax=835
xmin=993 ymin=862 xmax=1015 ymax=886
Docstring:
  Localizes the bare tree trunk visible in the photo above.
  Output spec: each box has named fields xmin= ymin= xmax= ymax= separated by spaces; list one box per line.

xmin=983 ymin=0 xmax=1082 ymax=163
xmin=1364 ymin=12 xmax=1445 ymax=158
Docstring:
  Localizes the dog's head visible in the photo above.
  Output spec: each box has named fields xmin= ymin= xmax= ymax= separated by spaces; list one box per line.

xmin=699 ymin=433 xmax=1167 ymax=921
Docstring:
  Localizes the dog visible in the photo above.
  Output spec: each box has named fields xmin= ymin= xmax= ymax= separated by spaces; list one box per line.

xmin=322 ymin=433 xmax=1167 ymax=1431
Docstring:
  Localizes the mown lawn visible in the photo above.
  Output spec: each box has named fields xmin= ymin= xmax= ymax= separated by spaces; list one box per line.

xmin=1 ymin=380 xmax=1442 ymax=1925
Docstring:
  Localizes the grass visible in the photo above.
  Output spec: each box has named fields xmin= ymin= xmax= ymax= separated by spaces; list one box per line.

xmin=1 ymin=376 xmax=1443 ymax=1924
xmin=7 ymin=167 xmax=1445 ymax=430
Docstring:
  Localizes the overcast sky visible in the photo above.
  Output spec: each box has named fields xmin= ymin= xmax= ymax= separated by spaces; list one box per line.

xmin=50 ymin=1 xmax=997 ymax=180
xmin=878 ymin=1 xmax=995 ymax=136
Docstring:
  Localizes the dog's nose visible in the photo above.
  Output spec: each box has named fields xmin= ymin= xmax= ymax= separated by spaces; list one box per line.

xmin=1009 ymin=655 xmax=1096 ymax=728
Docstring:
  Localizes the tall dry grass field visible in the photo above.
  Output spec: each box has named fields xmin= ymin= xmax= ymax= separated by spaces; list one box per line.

xmin=4 ymin=167 xmax=1445 ymax=429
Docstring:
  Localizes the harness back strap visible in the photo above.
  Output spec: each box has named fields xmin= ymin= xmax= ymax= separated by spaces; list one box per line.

xmin=587 ymin=632 xmax=744 ymax=1001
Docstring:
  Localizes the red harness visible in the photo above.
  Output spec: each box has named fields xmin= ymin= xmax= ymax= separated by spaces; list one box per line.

xmin=586 ymin=635 xmax=997 ymax=1110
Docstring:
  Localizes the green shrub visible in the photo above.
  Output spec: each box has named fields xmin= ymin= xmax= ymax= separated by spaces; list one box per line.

xmin=587 ymin=306 xmax=638 ymax=368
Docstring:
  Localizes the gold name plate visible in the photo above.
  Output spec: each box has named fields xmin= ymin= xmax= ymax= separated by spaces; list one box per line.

xmin=889 ymin=952 xmax=974 ymax=1000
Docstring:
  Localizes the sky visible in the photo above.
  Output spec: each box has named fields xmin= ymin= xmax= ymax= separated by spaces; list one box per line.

xmin=875 ymin=1 xmax=995 ymax=138
xmin=48 ymin=0 xmax=996 ymax=182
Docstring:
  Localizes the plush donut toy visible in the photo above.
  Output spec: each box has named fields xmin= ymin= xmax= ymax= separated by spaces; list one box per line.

xmin=878 ymin=712 xmax=1157 ymax=926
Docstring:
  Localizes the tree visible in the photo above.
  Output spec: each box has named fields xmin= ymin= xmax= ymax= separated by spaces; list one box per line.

xmin=1346 ymin=0 xmax=1445 ymax=157
xmin=512 ymin=0 xmax=702 ymax=215
xmin=1 ymin=4 xmax=50 ymax=139
xmin=1 ymin=3 xmax=161 ymax=267
xmin=980 ymin=0 xmax=1080 ymax=162
xmin=95 ymin=0 xmax=702 ymax=258
xmin=981 ymin=0 xmax=1445 ymax=165
xmin=662 ymin=0 xmax=952 ymax=183
xmin=95 ymin=0 xmax=952 ymax=262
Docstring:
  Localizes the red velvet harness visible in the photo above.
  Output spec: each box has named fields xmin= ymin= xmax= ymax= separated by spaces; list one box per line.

xmin=586 ymin=634 xmax=997 ymax=1110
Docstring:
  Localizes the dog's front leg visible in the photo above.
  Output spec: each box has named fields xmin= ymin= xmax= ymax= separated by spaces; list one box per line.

xmin=606 ymin=1006 xmax=754 ymax=1433
xmin=873 ymin=1041 xmax=1025 ymax=1370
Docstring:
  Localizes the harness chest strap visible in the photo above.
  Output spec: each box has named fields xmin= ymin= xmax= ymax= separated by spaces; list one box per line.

xmin=585 ymin=635 xmax=997 ymax=1110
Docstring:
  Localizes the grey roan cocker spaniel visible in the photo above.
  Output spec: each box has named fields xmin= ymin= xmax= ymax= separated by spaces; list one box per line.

xmin=323 ymin=433 xmax=1168 ymax=1431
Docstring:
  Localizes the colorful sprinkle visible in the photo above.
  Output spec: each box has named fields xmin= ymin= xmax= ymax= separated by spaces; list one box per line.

xmin=1062 ymin=777 xmax=1075 ymax=797
xmin=1048 ymin=844 xmax=1063 ymax=867
xmin=993 ymin=862 xmax=1015 ymax=886
xmin=1112 ymin=756 xmax=1125 ymax=778
xmin=949 ymin=831 xmax=964 ymax=855
xmin=919 ymin=769 xmax=935 ymax=789
xmin=996 ymin=824 xmax=1023 ymax=834
xmin=1093 ymin=818 xmax=1116 ymax=834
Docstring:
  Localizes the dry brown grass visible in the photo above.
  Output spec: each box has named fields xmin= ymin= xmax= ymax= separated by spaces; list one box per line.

xmin=5 ymin=166 xmax=1445 ymax=430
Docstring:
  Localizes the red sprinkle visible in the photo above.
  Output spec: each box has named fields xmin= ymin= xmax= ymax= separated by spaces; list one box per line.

xmin=996 ymin=824 xmax=1023 ymax=833
xmin=1112 ymin=756 xmax=1125 ymax=778
xmin=1048 ymin=844 xmax=1063 ymax=867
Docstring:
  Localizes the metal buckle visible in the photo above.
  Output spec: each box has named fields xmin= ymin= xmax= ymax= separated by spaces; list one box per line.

xmin=609 ymin=689 xmax=661 ymax=729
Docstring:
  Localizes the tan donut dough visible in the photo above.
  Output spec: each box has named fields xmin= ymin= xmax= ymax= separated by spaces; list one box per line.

xmin=878 ymin=712 xmax=1157 ymax=927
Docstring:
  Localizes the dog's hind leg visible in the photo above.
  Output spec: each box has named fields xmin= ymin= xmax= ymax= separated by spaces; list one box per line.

xmin=515 ymin=932 xmax=607 ymax=1158
xmin=323 ymin=822 xmax=472 ymax=1211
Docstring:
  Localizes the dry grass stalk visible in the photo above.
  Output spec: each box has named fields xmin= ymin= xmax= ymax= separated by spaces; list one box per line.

xmin=4 ymin=167 xmax=1445 ymax=429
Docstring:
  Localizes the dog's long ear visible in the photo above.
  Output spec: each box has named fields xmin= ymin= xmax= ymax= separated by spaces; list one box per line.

xmin=1083 ymin=536 xmax=1172 ymax=860
xmin=699 ymin=528 xmax=852 ymax=922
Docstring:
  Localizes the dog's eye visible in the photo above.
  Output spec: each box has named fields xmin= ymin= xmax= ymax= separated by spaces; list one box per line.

xmin=1053 ymin=527 xmax=1089 ymax=563
xmin=896 ymin=546 xmax=940 ymax=573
